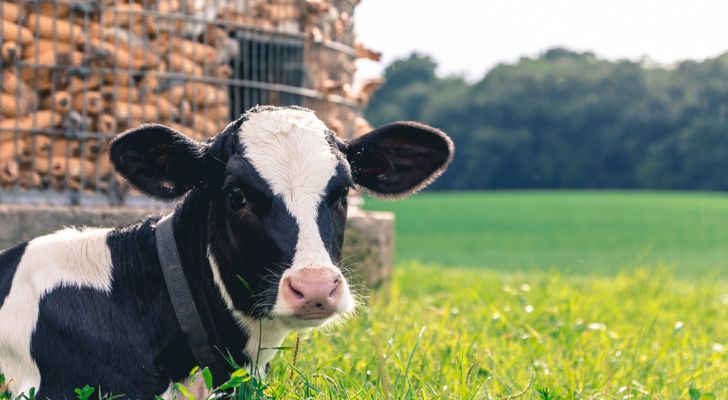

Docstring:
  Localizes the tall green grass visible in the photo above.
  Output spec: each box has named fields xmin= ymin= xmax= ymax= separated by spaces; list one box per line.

xmin=365 ymin=191 xmax=728 ymax=276
xmin=261 ymin=264 xmax=727 ymax=399
xmin=7 ymin=264 xmax=722 ymax=399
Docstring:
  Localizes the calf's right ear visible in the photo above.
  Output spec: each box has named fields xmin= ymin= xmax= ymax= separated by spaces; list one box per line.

xmin=344 ymin=121 xmax=454 ymax=198
xmin=109 ymin=124 xmax=209 ymax=200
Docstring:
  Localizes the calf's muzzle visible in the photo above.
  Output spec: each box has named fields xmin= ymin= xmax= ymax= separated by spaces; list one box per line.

xmin=280 ymin=267 xmax=343 ymax=320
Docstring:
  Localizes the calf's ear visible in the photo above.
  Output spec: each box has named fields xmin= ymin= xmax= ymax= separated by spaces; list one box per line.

xmin=344 ymin=121 xmax=454 ymax=198
xmin=109 ymin=124 xmax=209 ymax=199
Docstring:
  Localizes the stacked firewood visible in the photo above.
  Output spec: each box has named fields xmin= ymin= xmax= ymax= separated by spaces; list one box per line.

xmin=0 ymin=0 xmax=380 ymax=195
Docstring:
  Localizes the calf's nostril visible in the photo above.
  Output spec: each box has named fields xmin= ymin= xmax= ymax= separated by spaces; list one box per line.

xmin=288 ymin=280 xmax=304 ymax=299
xmin=328 ymin=279 xmax=341 ymax=298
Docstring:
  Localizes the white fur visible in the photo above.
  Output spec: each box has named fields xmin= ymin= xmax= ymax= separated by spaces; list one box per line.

xmin=0 ymin=228 xmax=113 ymax=396
xmin=238 ymin=109 xmax=355 ymax=320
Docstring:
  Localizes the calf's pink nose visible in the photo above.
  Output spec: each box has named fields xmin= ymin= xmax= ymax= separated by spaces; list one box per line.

xmin=281 ymin=267 xmax=343 ymax=319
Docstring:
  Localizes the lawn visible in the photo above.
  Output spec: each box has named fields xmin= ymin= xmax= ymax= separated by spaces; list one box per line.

xmin=265 ymin=192 xmax=727 ymax=399
xmin=5 ymin=265 xmax=724 ymax=399
xmin=3 ymin=192 xmax=727 ymax=399
xmin=364 ymin=191 xmax=728 ymax=276
xmin=263 ymin=264 xmax=727 ymax=399
xmin=261 ymin=192 xmax=728 ymax=399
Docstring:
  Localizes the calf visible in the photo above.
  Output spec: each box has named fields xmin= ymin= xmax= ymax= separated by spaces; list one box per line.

xmin=0 ymin=106 xmax=453 ymax=398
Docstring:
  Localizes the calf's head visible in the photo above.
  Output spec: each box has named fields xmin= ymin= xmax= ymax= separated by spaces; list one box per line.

xmin=110 ymin=106 xmax=453 ymax=330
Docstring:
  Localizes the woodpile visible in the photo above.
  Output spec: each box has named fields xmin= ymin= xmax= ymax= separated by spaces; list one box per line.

xmin=0 ymin=0 xmax=379 ymax=196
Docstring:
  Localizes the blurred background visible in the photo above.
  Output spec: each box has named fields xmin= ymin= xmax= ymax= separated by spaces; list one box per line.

xmin=356 ymin=0 xmax=728 ymax=276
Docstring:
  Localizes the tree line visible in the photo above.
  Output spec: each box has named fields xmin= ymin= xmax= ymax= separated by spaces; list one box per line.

xmin=365 ymin=49 xmax=728 ymax=190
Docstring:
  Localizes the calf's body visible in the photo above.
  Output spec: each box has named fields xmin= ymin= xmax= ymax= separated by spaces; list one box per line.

xmin=0 ymin=106 xmax=453 ymax=398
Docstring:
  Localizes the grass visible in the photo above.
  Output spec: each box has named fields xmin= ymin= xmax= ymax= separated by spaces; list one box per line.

xmin=261 ymin=264 xmax=727 ymax=399
xmin=364 ymin=191 xmax=728 ymax=276
xmin=2 ymin=191 xmax=727 ymax=399
xmin=3 ymin=264 xmax=726 ymax=399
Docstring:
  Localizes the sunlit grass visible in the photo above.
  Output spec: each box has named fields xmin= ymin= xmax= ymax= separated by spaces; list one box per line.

xmin=2 ymin=263 xmax=725 ymax=399
xmin=263 ymin=263 xmax=727 ymax=399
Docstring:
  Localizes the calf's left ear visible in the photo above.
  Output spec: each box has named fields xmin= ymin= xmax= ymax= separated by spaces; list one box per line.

xmin=343 ymin=121 xmax=454 ymax=198
xmin=109 ymin=124 xmax=210 ymax=199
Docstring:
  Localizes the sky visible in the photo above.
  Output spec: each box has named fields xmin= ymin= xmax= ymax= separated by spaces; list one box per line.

xmin=354 ymin=0 xmax=728 ymax=81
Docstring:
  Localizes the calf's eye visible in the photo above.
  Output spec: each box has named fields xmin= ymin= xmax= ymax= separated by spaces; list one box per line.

xmin=228 ymin=187 xmax=247 ymax=209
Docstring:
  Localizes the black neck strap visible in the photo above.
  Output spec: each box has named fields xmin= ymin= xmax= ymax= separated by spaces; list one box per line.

xmin=155 ymin=214 xmax=227 ymax=379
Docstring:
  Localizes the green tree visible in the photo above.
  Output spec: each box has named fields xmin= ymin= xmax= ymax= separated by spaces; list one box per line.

xmin=365 ymin=48 xmax=728 ymax=191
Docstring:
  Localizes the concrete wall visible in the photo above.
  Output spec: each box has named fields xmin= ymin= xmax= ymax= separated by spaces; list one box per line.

xmin=0 ymin=204 xmax=394 ymax=287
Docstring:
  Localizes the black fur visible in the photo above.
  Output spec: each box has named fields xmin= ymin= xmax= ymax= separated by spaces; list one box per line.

xmin=317 ymin=164 xmax=352 ymax=264
xmin=0 ymin=242 xmax=27 ymax=308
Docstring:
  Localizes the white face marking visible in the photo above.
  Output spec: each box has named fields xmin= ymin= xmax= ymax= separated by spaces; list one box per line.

xmin=236 ymin=108 xmax=355 ymax=325
xmin=240 ymin=108 xmax=338 ymax=269
xmin=0 ymin=228 xmax=113 ymax=395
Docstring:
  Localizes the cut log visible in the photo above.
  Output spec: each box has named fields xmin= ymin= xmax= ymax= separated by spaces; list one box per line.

xmin=37 ymin=2 xmax=71 ymax=18
xmin=22 ymin=40 xmax=74 ymax=59
xmin=184 ymin=82 xmax=227 ymax=105
xmin=40 ymin=91 xmax=72 ymax=113
xmin=0 ymin=110 xmax=63 ymax=131
xmin=27 ymin=13 xmax=85 ymax=45
xmin=0 ymin=160 xmax=19 ymax=185
xmin=71 ymin=91 xmax=103 ymax=114
xmin=113 ymin=101 xmax=159 ymax=122
xmin=0 ymin=92 xmax=32 ymax=117
xmin=101 ymin=3 xmax=144 ymax=28
xmin=144 ymin=95 xmax=179 ymax=119
xmin=1 ymin=21 xmax=34 ymax=44
xmin=161 ymin=37 xmax=217 ymax=64
xmin=167 ymin=53 xmax=203 ymax=76
xmin=69 ymin=74 xmax=102 ymax=94
xmin=22 ymin=50 xmax=84 ymax=68
xmin=33 ymin=156 xmax=111 ymax=183
xmin=200 ymin=105 xmax=230 ymax=121
xmin=0 ymin=2 xmax=23 ymax=22
xmin=192 ymin=114 xmax=220 ymax=138
xmin=0 ymin=139 xmax=26 ymax=162
xmin=102 ymin=71 xmax=133 ymax=87
xmin=1 ymin=42 xmax=20 ymax=65
xmin=100 ymin=85 xmax=140 ymax=104
xmin=96 ymin=114 xmax=117 ymax=136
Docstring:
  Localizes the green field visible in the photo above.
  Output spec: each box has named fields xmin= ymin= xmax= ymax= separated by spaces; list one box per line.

xmin=364 ymin=191 xmax=728 ymax=276
xmin=263 ymin=264 xmax=727 ymax=399
xmin=3 ymin=192 xmax=727 ymax=399
xmin=261 ymin=192 xmax=727 ymax=399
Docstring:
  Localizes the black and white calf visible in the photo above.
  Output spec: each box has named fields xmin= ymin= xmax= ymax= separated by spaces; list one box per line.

xmin=0 ymin=106 xmax=453 ymax=398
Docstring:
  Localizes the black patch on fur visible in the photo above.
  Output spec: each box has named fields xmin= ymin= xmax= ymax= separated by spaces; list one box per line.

xmin=0 ymin=242 xmax=27 ymax=308
xmin=171 ymin=190 xmax=252 ymax=375
xmin=317 ymin=164 xmax=352 ymax=264
xmin=207 ymin=149 xmax=299 ymax=318
xmin=346 ymin=121 xmax=454 ymax=198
